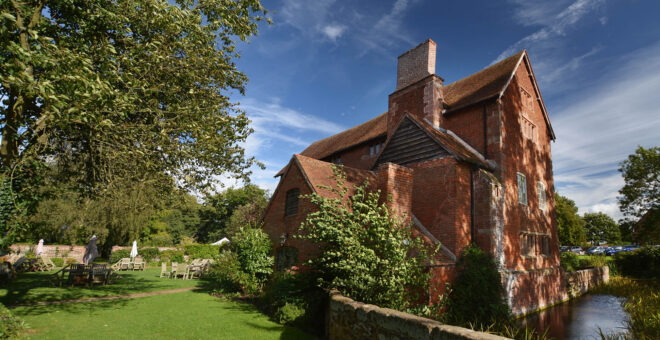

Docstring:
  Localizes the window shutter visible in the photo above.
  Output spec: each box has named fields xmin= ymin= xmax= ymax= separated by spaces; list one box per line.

xmin=285 ymin=189 xmax=300 ymax=216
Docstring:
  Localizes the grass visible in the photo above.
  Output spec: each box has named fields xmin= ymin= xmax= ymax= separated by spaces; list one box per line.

xmin=2 ymin=269 xmax=316 ymax=339
xmin=12 ymin=290 xmax=313 ymax=339
xmin=0 ymin=268 xmax=199 ymax=305
xmin=591 ymin=276 xmax=660 ymax=339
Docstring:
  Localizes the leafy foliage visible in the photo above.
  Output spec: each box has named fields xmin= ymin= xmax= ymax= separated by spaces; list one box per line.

xmin=555 ymin=194 xmax=587 ymax=246
xmin=183 ymin=244 xmax=221 ymax=260
xmin=614 ymin=246 xmax=660 ymax=279
xmin=0 ymin=302 xmax=26 ymax=339
xmin=198 ymin=184 xmax=269 ymax=243
xmin=110 ymin=249 xmax=131 ymax=264
xmin=444 ymin=245 xmax=511 ymax=326
xmin=618 ymin=146 xmax=660 ymax=244
xmin=230 ymin=227 xmax=273 ymax=292
xmin=583 ymin=212 xmax=621 ymax=245
xmin=296 ymin=166 xmax=432 ymax=310
xmin=560 ymin=252 xmax=581 ymax=272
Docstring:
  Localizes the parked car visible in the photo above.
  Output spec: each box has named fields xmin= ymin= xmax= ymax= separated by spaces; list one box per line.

xmin=585 ymin=246 xmax=608 ymax=255
xmin=606 ymin=246 xmax=625 ymax=256
xmin=560 ymin=246 xmax=570 ymax=253
xmin=569 ymin=246 xmax=584 ymax=255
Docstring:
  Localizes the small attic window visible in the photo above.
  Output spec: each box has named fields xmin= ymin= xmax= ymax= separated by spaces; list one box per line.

xmin=520 ymin=86 xmax=535 ymax=111
xmin=331 ymin=155 xmax=342 ymax=165
xmin=521 ymin=115 xmax=536 ymax=142
xmin=285 ymin=189 xmax=300 ymax=217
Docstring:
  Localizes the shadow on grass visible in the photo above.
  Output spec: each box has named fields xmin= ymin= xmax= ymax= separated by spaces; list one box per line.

xmin=1 ymin=269 xmax=201 ymax=315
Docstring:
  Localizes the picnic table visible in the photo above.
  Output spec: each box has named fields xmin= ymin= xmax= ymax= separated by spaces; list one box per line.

xmin=49 ymin=264 xmax=114 ymax=287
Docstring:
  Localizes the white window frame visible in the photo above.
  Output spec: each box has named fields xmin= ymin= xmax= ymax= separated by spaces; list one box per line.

xmin=537 ymin=181 xmax=546 ymax=211
xmin=517 ymin=173 xmax=527 ymax=205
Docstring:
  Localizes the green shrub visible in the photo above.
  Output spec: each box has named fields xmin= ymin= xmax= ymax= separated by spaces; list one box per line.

xmin=578 ymin=255 xmax=607 ymax=269
xmin=275 ymin=302 xmax=306 ymax=325
xmin=296 ymin=166 xmax=431 ymax=310
xmin=139 ymin=247 xmax=160 ymax=262
xmin=444 ymin=245 xmax=511 ymax=326
xmin=159 ymin=250 xmax=184 ymax=264
xmin=0 ymin=302 xmax=26 ymax=338
xmin=206 ymin=250 xmax=246 ymax=294
xmin=110 ymin=249 xmax=131 ymax=264
xmin=615 ymin=246 xmax=660 ymax=279
xmin=560 ymin=252 xmax=580 ymax=272
xmin=183 ymin=244 xmax=220 ymax=259
xmin=51 ymin=258 xmax=64 ymax=267
xmin=231 ymin=227 xmax=273 ymax=292
xmin=65 ymin=257 xmax=78 ymax=265
xmin=261 ymin=271 xmax=327 ymax=336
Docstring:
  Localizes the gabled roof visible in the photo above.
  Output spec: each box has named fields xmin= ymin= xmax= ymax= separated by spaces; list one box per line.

xmin=275 ymin=50 xmax=552 ymax=177
xmin=443 ymin=51 xmax=524 ymax=111
xmin=293 ymin=154 xmax=376 ymax=199
xmin=371 ymin=114 xmax=494 ymax=170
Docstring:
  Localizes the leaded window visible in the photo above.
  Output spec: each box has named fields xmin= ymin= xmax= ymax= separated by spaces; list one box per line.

xmin=517 ymin=173 xmax=527 ymax=205
xmin=285 ymin=188 xmax=300 ymax=216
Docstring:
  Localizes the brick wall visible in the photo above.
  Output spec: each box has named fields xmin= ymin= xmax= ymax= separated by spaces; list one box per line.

xmin=322 ymin=136 xmax=386 ymax=171
xmin=10 ymin=244 xmax=86 ymax=263
xmin=376 ymin=162 xmax=413 ymax=223
xmin=328 ymin=291 xmax=509 ymax=340
xmin=396 ymin=39 xmax=436 ymax=91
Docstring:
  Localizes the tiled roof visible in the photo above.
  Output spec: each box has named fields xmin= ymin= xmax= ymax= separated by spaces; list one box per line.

xmin=275 ymin=51 xmax=524 ymax=176
xmin=293 ymin=154 xmax=376 ymax=199
xmin=443 ymin=51 xmax=524 ymax=111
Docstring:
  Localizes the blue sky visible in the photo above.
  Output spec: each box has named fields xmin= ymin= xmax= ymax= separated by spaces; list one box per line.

xmin=224 ymin=0 xmax=660 ymax=220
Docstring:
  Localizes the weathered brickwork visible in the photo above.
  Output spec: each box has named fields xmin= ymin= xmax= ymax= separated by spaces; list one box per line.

xmin=263 ymin=39 xmax=570 ymax=315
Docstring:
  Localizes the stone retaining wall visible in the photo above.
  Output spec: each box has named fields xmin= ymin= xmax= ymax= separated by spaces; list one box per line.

xmin=565 ymin=266 xmax=609 ymax=298
xmin=327 ymin=291 xmax=510 ymax=340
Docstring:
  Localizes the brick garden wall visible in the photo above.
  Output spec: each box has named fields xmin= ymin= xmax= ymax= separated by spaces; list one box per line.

xmin=10 ymin=244 xmax=86 ymax=263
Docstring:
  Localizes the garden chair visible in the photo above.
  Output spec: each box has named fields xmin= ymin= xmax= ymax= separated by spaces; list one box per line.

xmin=133 ymin=257 xmax=145 ymax=271
xmin=41 ymin=256 xmax=56 ymax=271
xmin=66 ymin=264 xmax=90 ymax=286
xmin=159 ymin=262 xmax=169 ymax=278
xmin=172 ymin=262 xmax=189 ymax=280
xmin=12 ymin=257 xmax=29 ymax=273
xmin=120 ymin=258 xmax=132 ymax=271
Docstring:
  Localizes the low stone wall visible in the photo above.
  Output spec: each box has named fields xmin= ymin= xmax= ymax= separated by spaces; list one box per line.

xmin=328 ymin=291 xmax=510 ymax=340
xmin=9 ymin=244 xmax=86 ymax=263
xmin=565 ymin=266 xmax=609 ymax=298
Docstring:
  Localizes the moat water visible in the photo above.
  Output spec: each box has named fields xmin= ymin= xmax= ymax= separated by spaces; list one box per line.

xmin=519 ymin=294 xmax=629 ymax=340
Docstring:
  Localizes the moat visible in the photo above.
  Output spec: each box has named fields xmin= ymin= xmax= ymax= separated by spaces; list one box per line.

xmin=520 ymin=294 xmax=629 ymax=339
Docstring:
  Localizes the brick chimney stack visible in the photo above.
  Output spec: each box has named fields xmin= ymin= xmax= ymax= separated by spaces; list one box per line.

xmin=388 ymin=39 xmax=444 ymax=136
xmin=396 ymin=39 xmax=436 ymax=90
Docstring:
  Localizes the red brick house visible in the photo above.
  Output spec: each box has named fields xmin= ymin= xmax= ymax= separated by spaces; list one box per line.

xmin=262 ymin=39 xmax=562 ymax=315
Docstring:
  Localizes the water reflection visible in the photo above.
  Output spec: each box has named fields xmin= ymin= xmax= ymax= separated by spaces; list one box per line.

xmin=520 ymin=294 xmax=629 ymax=340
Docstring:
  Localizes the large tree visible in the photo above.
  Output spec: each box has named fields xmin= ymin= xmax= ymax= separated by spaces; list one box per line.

xmin=555 ymin=194 xmax=587 ymax=246
xmin=583 ymin=212 xmax=621 ymax=245
xmin=618 ymin=146 xmax=660 ymax=244
xmin=0 ymin=0 xmax=269 ymax=249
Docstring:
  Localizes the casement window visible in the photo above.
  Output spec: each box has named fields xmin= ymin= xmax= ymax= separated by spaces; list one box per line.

xmin=521 ymin=115 xmax=536 ymax=141
xmin=521 ymin=234 xmax=535 ymax=256
xmin=369 ymin=143 xmax=383 ymax=156
xmin=285 ymin=188 xmax=300 ymax=217
xmin=521 ymin=233 xmax=551 ymax=257
xmin=537 ymin=181 xmax=547 ymax=210
xmin=275 ymin=246 xmax=299 ymax=271
xmin=517 ymin=173 xmax=527 ymax=205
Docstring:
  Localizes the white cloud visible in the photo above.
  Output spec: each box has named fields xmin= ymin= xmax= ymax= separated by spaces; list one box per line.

xmin=552 ymin=42 xmax=660 ymax=220
xmin=322 ymin=24 xmax=348 ymax=42
xmin=356 ymin=0 xmax=417 ymax=56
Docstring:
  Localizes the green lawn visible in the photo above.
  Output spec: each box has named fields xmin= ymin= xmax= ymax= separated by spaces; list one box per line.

xmin=1 ymin=269 xmax=200 ymax=305
xmin=2 ymin=269 xmax=316 ymax=339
